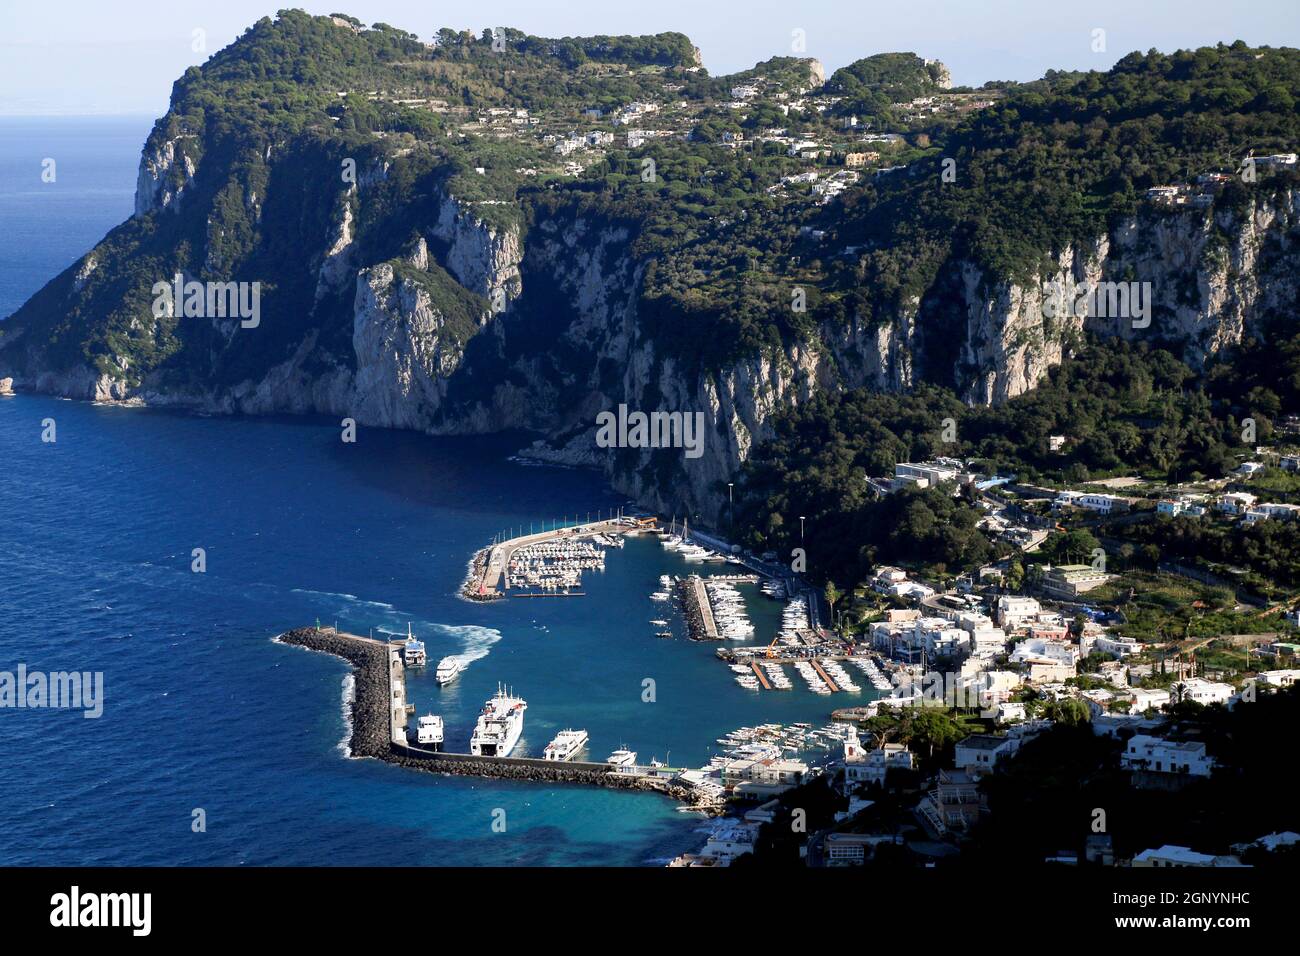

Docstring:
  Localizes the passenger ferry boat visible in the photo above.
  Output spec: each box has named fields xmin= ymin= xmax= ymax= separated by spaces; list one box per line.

xmin=469 ymin=685 xmax=527 ymax=757
xmin=402 ymin=625 xmax=426 ymax=666
xmin=435 ymin=656 xmax=463 ymax=685
xmin=606 ymin=747 xmax=637 ymax=768
xmin=413 ymin=714 xmax=443 ymax=749
xmin=543 ymin=729 xmax=589 ymax=761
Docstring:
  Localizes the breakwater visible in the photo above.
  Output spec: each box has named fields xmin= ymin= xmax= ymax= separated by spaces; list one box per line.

xmin=677 ymin=575 xmax=718 ymax=640
xmin=276 ymin=626 xmax=716 ymax=810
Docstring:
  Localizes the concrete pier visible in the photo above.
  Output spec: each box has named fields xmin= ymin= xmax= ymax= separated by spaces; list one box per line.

xmin=462 ymin=517 xmax=655 ymax=601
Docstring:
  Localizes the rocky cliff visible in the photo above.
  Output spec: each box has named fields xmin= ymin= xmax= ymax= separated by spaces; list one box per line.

xmin=2 ymin=17 xmax=1297 ymax=526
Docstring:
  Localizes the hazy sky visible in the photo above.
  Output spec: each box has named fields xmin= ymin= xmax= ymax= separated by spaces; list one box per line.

xmin=2 ymin=0 xmax=1297 ymax=115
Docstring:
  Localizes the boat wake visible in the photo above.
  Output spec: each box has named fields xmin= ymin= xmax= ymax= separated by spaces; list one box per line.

xmin=431 ymin=623 xmax=502 ymax=666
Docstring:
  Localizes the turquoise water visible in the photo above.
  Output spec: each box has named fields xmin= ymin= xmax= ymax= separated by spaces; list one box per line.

xmin=0 ymin=119 xmax=870 ymax=866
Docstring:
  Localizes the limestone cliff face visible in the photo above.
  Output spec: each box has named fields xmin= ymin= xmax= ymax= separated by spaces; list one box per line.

xmin=430 ymin=195 xmax=523 ymax=303
xmin=4 ymin=117 xmax=1296 ymax=527
xmin=133 ymin=133 xmax=198 ymax=218
xmin=955 ymin=189 xmax=1300 ymax=403
xmin=350 ymin=255 xmax=479 ymax=429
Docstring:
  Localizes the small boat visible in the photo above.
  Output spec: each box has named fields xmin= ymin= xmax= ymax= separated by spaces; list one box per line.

xmin=649 ymin=619 xmax=669 ymax=626
xmin=656 ymin=631 xmax=673 ymax=639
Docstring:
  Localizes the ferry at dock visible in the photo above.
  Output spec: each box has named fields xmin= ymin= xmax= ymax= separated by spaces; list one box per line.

xmin=606 ymin=747 xmax=637 ymax=768
xmin=469 ymin=685 xmax=527 ymax=757
xmin=435 ymin=656 xmax=463 ymax=685
xmin=543 ymin=729 xmax=589 ymax=761
xmin=413 ymin=714 xmax=444 ymax=749
xmin=403 ymin=625 xmax=426 ymax=666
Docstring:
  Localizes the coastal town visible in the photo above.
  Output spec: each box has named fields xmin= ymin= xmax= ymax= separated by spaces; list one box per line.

xmin=285 ymin=446 xmax=1300 ymax=869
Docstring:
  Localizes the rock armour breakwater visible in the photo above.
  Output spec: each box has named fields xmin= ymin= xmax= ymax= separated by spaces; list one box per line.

xmin=276 ymin=626 xmax=715 ymax=809
xmin=277 ymin=626 xmax=392 ymax=758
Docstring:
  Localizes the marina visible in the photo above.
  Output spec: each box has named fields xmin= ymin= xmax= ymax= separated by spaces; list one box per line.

xmin=463 ymin=515 xmax=657 ymax=600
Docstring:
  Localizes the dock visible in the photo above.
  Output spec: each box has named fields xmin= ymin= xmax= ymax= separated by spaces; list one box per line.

xmin=463 ymin=517 xmax=655 ymax=601
xmin=811 ymin=659 xmax=841 ymax=693
xmin=749 ymin=662 xmax=772 ymax=689
xmin=678 ymin=575 xmax=719 ymax=640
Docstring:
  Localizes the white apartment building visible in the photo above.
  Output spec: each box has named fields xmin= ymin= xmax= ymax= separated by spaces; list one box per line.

xmin=1121 ymin=735 xmax=1215 ymax=776
xmin=1173 ymin=677 xmax=1234 ymax=705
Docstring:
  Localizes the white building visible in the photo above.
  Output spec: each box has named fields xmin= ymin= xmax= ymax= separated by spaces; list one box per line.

xmin=1173 ymin=677 xmax=1234 ymax=706
xmin=844 ymin=727 xmax=915 ymax=789
xmin=1128 ymin=687 xmax=1171 ymax=712
xmin=954 ymin=734 xmax=1020 ymax=776
xmin=1121 ymin=735 xmax=1215 ymax=777
xmin=1257 ymin=669 xmax=1300 ymax=688
xmin=996 ymin=596 xmax=1041 ymax=630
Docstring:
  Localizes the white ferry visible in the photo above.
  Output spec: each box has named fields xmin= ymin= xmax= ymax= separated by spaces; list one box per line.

xmin=543 ymin=729 xmax=589 ymax=761
xmin=403 ymin=625 xmax=426 ymax=666
xmin=469 ymin=685 xmax=527 ymax=757
xmin=435 ymin=656 xmax=463 ymax=685
xmin=413 ymin=714 xmax=443 ymax=749
xmin=606 ymin=747 xmax=637 ymax=768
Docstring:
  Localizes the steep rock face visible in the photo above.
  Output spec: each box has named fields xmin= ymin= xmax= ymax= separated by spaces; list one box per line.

xmin=430 ymin=195 xmax=523 ymax=303
xmin=350 ymin=260 xmax=472 ymax=429
xmin=485 ymin=217 xmax=837 ymax=519
xmin=955 ymin=189 xmax=1300 ymax=404
xmin=133 ymin=134 xmax=198 ymax=218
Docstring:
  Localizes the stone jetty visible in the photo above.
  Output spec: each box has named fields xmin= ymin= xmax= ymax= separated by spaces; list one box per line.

xmin=277 ymin=625 xmax=718 ymax=810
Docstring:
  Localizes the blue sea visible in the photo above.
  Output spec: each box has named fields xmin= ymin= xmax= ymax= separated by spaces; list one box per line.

xmin=0 ymin=118 xmax=870 ymax=865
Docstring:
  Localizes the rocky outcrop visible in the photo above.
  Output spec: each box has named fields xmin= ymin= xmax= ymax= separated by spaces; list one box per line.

xmin=134 ymin=134 xmax=197 ymax=218
xmin=955 ymin=189 xmax=1300 ymax=403
xmin=350 ymin=256 xmax=475 ymax=429
xmin=430 ymin=194 xmax=522 ymax=304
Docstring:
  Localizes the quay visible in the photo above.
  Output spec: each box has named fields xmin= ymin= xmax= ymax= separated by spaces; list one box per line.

xmin=275 ymin=626 xmax=719 ymax=809
xmin=462 ymin=516 xmax=656 ymax=601
xmin=678 ymin=575 xmax=719 ymax=640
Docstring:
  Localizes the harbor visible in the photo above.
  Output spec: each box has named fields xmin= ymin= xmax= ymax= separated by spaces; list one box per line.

xmin=280 ymin=512 xmax=891 ymax=821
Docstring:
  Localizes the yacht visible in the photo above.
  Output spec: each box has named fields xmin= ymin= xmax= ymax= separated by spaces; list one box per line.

xmin=606 ymin=747 xmax=637 ymax=768
xmin=435 ymin=656 xmax=463 ymax=685
xmin=413 ymin=713 xmax=443 ymax=749
xmin=469 ymin=685 xmax=527 ymax=757
xmin=543 ymin=729 xmax=589 ymax=761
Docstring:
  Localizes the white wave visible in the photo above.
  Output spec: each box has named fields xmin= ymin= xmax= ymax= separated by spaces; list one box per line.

xmin=338 ymin=674 xmax=356 ymax=757
xmin=429 ymin=623 xmax=502 ymax=667
xmin=290 ymin=587 xmax=396 ymax=613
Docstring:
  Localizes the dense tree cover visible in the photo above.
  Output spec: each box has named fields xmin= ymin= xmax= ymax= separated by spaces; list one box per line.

xmin=824 ymin=42 xmax=1300 ymax=357
xmin=1124 ymin=514 xmax=1300 ymax=593
xmin=733 ymin=334 xmax=1300 ymax=586
xmin=824 ymin=52 xmax=949 ymax=124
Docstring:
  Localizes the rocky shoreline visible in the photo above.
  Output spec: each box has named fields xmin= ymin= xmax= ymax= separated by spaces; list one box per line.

xmin=276 ymin=625 xmax=717 ymax=810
